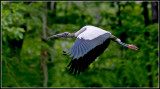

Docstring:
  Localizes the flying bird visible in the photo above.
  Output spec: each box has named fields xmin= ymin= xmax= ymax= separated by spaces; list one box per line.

xmin=47 ymin=25 xmax=138 ymax=75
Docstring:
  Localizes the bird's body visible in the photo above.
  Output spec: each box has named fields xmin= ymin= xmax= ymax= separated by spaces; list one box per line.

xmin=48 ymin=25 xmax=138 ymax=75
xmin=76 ymin=25 xmax=111 ymax=40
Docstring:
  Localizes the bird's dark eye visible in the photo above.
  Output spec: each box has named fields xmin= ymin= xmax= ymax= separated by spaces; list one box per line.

xmin=64 ymin=32 xmax=69 ymax=36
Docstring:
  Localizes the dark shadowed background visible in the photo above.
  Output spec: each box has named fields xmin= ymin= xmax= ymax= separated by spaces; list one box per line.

xmin=1 ymin=1 xmax=158 ymax=88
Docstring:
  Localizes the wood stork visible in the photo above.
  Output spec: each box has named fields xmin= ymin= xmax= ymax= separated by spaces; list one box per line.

xmin=47 ymin=25 xmax=138 ymax=75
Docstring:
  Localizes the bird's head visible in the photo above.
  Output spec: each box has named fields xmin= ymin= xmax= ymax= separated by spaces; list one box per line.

xmin=128 ymin=44 xmax=138 ymax=50
xmin=47 ymin=32 xmax=75 ymax=39
xmin=59 ymin=32 xmax=70 ymax=37
xmin=59 ymin=32 xmax=75 ymax=37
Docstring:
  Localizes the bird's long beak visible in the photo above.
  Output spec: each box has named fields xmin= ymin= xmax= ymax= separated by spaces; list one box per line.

xmin=128 ymin=44 xmax=138 ymax=50
xmin=47 ymin=35 xmax=56 ymax=40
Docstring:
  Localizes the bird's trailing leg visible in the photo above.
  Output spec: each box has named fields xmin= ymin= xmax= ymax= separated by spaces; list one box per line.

xmin=47 ymin=32 xmax=75 ymax=39
xmin=115 ymin=39 xmax=138 ymax=50
xmin=110 ymin=35 xmax=138 ymax=50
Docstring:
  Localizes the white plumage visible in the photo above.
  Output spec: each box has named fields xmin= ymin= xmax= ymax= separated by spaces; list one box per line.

xmin=76 ymin=25 xmax=111 ymax=40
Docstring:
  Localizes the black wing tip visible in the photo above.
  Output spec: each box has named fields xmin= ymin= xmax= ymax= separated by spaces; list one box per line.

xmin=67 ymin=59 xmax=84 ymax=75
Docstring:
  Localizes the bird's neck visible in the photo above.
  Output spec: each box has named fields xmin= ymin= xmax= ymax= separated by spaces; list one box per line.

xmin=75 ymin=26 xmax=87 ymax=37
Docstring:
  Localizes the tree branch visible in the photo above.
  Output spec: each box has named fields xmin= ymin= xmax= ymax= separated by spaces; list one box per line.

xmin=41 ymin=6 xmax=48 ymax=87
xmin=40 ymin=50 xmax=48 ymax=87
xmin=42 ymin=13 xmax=47 ymax=39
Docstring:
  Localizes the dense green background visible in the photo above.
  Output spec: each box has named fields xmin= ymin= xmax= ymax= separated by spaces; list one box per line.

xmin=1 ymin=1 xmax=158 ymax=87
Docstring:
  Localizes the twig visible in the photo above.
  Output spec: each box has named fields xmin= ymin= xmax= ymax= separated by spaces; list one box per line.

xmin=4 ymin=60 xmax=20 ymax=86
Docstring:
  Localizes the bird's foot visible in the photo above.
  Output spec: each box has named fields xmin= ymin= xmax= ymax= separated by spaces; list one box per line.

xmin=128 ymin=44 xmax=138 ymax=50
xmin=63 ymin=51 xmax=67 ymax=55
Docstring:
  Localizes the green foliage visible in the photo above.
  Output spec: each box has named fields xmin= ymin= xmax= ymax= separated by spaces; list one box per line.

xmin=1 ymin=1 xmax=158 ymax=88
xmin=2 ymin=2 xmax=26 ymax=42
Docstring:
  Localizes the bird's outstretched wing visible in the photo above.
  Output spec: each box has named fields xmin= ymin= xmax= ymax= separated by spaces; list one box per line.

xmin=66 ymin=33 xmax=111 ymax=75
xmin=68 ymin=33 xmax=111 ymax=59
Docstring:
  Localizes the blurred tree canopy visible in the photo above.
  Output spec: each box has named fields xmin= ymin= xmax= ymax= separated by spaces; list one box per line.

xmin=1 ymin=1 xmax=158 ymax=88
